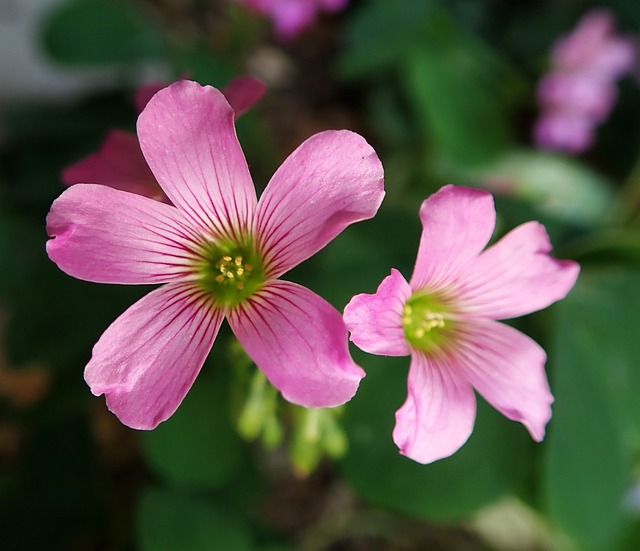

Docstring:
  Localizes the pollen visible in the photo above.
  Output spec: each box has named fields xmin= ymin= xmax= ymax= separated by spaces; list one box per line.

xmin=402 ymin=292 xmax=454 ymax=352
xmin=197 ymin=241 xmax=265 ymax=307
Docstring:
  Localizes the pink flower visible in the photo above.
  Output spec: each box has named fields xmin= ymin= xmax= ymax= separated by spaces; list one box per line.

xmin=343 ymin=185 xmax=579 ymax=464
xmin=47 ymin=80 xmax=384 ymax=430
xmin=533 ymin=9 xmax=635 ymax=153
xmin=235 ymin=0 xmax=348 ymax=39
xmin=62 ymin=76 xmax=267 ymax=203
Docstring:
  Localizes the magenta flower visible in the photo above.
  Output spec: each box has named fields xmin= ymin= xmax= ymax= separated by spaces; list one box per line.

xmin=47 ymin=80 xmax=384 ymax=429
xmin=62 ymin=76 xmax=267 ymax=203
xmin=343 ymin=185 xmax=579 ymax=464
xmin=534 ymin=9 xmax=635 ymax=153
xmin=234 ymin=0 xmax=348 ymax=39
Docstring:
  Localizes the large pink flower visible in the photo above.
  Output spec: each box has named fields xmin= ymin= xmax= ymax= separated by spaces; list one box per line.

xmin=62 ymin=76 xmax=267 ymax=203
xmin=343 ymin=185 xmax=579 ymax=464
xmin=47 ymin=80 xmax=384 ymax=430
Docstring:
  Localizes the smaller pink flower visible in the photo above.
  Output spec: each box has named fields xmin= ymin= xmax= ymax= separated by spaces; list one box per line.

xmin=234 ymin=0 xmax=348 ymax=39
xmin=343 ymin=185 xmax=579 ymax=464
xmin=62 ymin=76 xmax=267 ymax=203
xmin=48 ymin=80 xmax=384 ymax=430
xmin=533 ymin=9 xmax=635 ymax=154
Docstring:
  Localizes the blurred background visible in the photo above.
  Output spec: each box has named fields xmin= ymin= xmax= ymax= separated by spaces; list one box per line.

xmin=1 ymin=0 xmax=640 ymax=549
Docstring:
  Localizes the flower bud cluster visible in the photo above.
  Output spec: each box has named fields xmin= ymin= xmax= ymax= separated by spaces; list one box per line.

xmin=533 ymin=9 xmax=636 ymax=153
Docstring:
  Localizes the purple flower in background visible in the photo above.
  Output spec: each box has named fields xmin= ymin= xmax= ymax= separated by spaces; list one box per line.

xmin=47 ymin=81 xmax=384 ymax=429
xmin=62 ymin=76 xmax=267 ymax=203
xmin=533 ymin=9 xmax=635 ymax=153
xmin=344 ymin=185 xmax=579 ymax=464
xmin=234 ymin=0 xmax=348 ymax=39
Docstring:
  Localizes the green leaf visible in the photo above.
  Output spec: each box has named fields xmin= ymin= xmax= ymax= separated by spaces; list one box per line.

xmin=42 ymin=0 xmax=165 ymax=65
xmin=341 ymin=354 xmax=534 ymax=521
xmin=339 ymin=0 xmax=438 ymax=79
xmin=545 ymin=269 xmax=640 ymax=550
xmin=137 ymin=488 xmax=255 ymax=551
xmin=141 ymin=364 xmax=248 ymax=490
xmin=470 ymin=150 xmax=617 ymax=226
xmin=402 ymin=47 xmax=510 ymax=168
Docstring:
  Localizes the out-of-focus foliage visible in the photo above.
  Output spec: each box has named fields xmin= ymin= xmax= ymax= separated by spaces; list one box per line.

xmin=2 ymin=0 xmax=640 ymax=549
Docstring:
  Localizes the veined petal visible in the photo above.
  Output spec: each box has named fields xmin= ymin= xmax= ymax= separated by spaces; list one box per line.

xmin=61 ymin=130 xmax=166 ymax=202
xmin=255 ymin=130 xmax=384 ymax=277
xmin=222 ymin=75 xmax=267 ymax=117
xmin=457 ymin=221 xmax=580 ymax=319
xmin=227 ymin=280 xmax=365 ymax=408
xmin=137 ymin=80 xmax=257 ymax=241
xmin=343 ymin=269 xmax=412 ymax=356
xmin=46 ymin=184 xmax=201 ymax=284
xmin=85 ymin=283 xmax=223 ymax=430
xmin=393 ymin=352 xmax=476 ymax=464
xmin=410 ymin=185 xmax=496 ymax=291
xmin=455 ymin=320 xmax=553 ymax=441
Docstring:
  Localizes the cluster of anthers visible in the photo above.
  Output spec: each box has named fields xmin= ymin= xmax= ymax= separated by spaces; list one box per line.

xmin=403 ymin=303 xmax=446 ymax=339
xmin=214 ymin=255 xmax=254 ymax=290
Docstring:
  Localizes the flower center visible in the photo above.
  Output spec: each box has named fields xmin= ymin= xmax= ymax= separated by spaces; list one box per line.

xmin=197 ymin=240 xmax=265 ymax=307
xmin=402 ymin=293 xmax=454 ymax=352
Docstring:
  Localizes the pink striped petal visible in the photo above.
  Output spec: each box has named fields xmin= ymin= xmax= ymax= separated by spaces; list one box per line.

xmin=85 ymin=283 xmax=223 ymax=429
xmin=457 ymin=221 xmax=580 ymax=319
xmin=343 ymin=269 xmax=412 ymax=357
xmin=227 ymin=280 xmax=365 ymax=407
xmin=46 ymin=184 xmax=200 ymax=284
xmin=255 ymin=130 xmax=384 ymax=277
xmin=222 ymin=75 xmax=267 ymax=117
xmin=137 ymin=80 xmax=257 ymax=241
xmin=61 ymin=130 xmax=166 ymax=202
xmin=393 ymin=352 xmax=476 ymax=464
xmin=455 ymin=320 xmax=553 ymax=441
xmin=409 ymin=185 xmax=496 ymax=291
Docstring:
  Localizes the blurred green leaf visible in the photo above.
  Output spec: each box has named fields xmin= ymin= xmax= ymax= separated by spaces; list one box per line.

xmin=545 ymin=269 xmax=640 ymax=550
xmin=471 ymin=151 xmax=617 ymax=226
xmin=341 ymin=354 xmax=534 ymax=521
xmin=141 ymin=365 xmax=248 ymax=491
xmin=42 ymin=0 xmax=165 ymax=65
xmin=339 ymin=0 xmax=437 ymax=78
xmin=137 ymin=488 xmax=256 ymax=551
xmin=402 ymin=47 xmax=510 ymax=167
xmin=341 ymin=0 xmax=517 ymax=167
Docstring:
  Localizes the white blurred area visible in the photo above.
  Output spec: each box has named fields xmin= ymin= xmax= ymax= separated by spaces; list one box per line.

xmin=0 ymin=0 xmax=116 ymax=102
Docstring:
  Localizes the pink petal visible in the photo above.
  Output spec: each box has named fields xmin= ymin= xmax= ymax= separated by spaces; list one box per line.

xmin=533 ymin=111 xmax=594 ymax=153
xmin=343 ymin=269 xmax=412 ymax=357
xmin=409 ymin=185 xmax=496 ymax=292
xmin=393 ymin=352 xmax=476 ymax=464
xmin=46 ymin=184 xmax=201 ymax=284
xmin=85 ymin=283 xmax=223 ymax=429
xmin=456 ymin=221 xmax=580 ymax=319
xmin=137 ymin=80 xmax=257 ymax=242
xmin=455 ymin=320 xmax=553 ymax=441
xmin=227 ymin=280 xmax=365 ymax=408
xmin=272 ymin=1 xmax=316 ymax=39
xmin=62 ymin=130 xmax=165 ymax=202
xmin=222 ymin=75 xmax=267 ymax=117
xmin=255 ymin=130 xmax=384 ymax=277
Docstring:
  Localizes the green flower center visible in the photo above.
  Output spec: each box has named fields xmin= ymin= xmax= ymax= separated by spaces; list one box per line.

xmin=197 ymin=240 xmax=265 ymax=307
xmin=402 ymin=293 xmax=454 ymax=352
